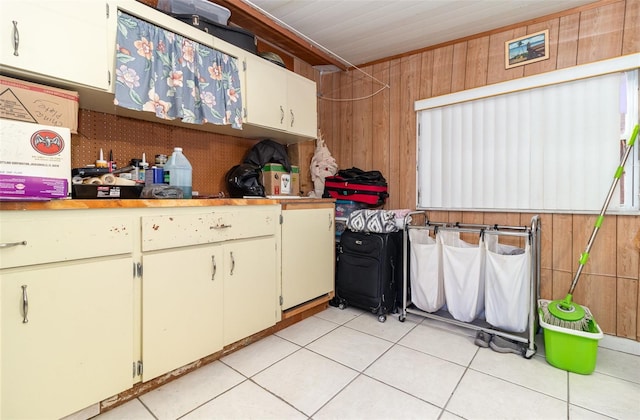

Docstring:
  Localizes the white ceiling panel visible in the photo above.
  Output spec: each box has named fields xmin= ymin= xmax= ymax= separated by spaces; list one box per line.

xmin=243 ymin=0 xmax=598 ymax=66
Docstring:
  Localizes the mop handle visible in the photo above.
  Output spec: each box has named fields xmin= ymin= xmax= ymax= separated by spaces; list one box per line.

xmin=568 ymin=124 xmax=639 ymax=294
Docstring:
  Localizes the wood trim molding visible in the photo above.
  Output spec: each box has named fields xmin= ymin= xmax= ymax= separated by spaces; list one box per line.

xmin=216 ymin=0 xmax=347 ymax=70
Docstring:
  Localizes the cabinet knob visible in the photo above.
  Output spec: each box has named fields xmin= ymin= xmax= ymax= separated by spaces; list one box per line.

xmin=21 ymin=285 xmax=29 ymax=323
xmin=229 ymin=251 xmax=235 ymax=276
xmin=12 ymin=21 xmax=19 ymax=56
xmin=213 ymin=224 xmax=232 ymax=229
xmin=0 ymin=240 xmax=27 ymax=248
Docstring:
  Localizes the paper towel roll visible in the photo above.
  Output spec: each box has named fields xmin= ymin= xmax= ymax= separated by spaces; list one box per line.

xmin=85 ymin=177 xmax=103 ymax=185
xmin=100 ymin=173 xmax=117 ymax=185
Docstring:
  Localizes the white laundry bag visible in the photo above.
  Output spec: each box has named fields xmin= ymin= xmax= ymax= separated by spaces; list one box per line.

xmin=439 ymin=230 xmax=485 ymax=322
xmin=409 ymin=229 xmax=445 ymax=313
xmin=484 ymin=236 xmax=531 ymax=333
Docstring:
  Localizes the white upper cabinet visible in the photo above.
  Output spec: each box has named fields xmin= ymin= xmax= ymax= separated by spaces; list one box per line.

xmin=0 ymin=0 xmax=318 ymax=143
xmin=286 ymin=71 xmax=318 ymax=139
xmin=244 ymin=53 xmax=317 ymax=139
xmin=0 ymin=0 xmax=112 ymax=90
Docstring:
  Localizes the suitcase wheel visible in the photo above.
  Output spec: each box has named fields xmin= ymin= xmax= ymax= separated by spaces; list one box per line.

xmin=378 ymin=314 xmax=387 ymax=323
xmin=338 ymin=299 xmax=347 ymax=310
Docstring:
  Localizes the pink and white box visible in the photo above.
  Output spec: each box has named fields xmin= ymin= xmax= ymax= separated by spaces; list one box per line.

xmin=0 ymin=119 xmax=71 ymax=200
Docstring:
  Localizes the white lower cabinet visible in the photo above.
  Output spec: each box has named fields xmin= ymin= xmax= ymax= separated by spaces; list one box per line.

xmin=139 ymin=205 xmax=280 ymax=379
xmin=141 ymin=245 xmax=224 ymax=381
xmin=0 ymin=258 xmax=134 ymax=420
xmin=0 ymin=209 xmax=135 ymax=420
xmin=0 ymin=204 xmax=280 ymax=418
xmin=281 ymin=205 xmax=335 ymax=310
xmin=223 ymin=236 xmax=278 ymax=346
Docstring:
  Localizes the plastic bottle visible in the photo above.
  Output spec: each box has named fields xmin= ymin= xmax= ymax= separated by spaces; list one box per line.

xmin=163 ymin=147 xmax=193 ymax=198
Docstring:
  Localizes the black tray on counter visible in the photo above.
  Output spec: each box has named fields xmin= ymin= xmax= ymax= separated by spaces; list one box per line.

xmin=72 ymin=185 xmax=144 ymax=199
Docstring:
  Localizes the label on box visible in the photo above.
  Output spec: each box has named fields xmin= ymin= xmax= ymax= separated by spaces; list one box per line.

xmin=96 ymin=186 xmax=122 ymax=198
xmin=280 ymin=173 xmax=291 ymax=194
xmin=0 ymin=174 xmax=68 ymax=200
xmin=0 ymin=119 xmax=71 ymax=195
xmin=262 ymin=163 xmax=300 ymax=196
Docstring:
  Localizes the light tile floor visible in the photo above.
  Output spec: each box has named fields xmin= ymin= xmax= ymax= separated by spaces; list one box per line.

xmin=95 ymin=306 xmax=640 ymax=420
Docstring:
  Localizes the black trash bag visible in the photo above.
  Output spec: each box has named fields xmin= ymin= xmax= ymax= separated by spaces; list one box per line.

xmin=225 ymin=164 xmax=265 ymax=197
xmin=243 ymin=139 xmax=291 ymax=172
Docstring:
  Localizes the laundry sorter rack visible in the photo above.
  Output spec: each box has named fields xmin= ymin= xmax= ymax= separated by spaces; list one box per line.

xmin=399 ymin=212 xmax=541 ymax=358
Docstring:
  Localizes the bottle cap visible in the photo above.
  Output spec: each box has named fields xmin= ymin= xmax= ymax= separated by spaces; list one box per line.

xmin=174 ymin=147 xmax=183 ymax=152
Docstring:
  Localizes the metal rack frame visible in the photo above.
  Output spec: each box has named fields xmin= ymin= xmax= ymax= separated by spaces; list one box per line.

xmin=399 ymin=212 xmax=541 ymax=359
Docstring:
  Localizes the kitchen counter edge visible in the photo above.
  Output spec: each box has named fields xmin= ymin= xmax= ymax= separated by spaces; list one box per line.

xmin=0 ymin=198 xmax=336 ymax=211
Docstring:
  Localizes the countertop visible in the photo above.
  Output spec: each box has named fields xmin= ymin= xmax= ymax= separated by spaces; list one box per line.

xmin=0 ymin=197 xmax=335 ymax=211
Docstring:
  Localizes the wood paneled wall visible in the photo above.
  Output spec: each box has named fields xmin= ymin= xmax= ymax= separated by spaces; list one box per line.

xmin=313 ymin=0 xmax=640 ymax=340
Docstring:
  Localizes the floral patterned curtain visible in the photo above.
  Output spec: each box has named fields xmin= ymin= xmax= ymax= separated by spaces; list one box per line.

xmin=114 ymin=12 xmax=243 ymax=129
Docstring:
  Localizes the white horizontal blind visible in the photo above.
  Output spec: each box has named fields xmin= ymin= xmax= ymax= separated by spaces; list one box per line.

xmin=417 ymin=72 xmax=632 ymax=212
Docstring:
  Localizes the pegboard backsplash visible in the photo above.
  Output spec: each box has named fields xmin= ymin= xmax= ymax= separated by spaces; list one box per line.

xmin=72 ymin=109 xmax=257 ymax=197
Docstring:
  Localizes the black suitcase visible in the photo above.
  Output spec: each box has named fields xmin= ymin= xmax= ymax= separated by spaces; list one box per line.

xmin=335 ymin=230 xmax=403 ymax=322
xmin=171 ymin=14 xmax=258 ymax=54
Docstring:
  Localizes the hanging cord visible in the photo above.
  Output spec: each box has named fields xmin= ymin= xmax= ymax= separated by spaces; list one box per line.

xmin=244 ymin=1 xmax=390 ymax=101
xmin=318 ymin=81 xmax=390 ymax=102
xmin=317 ymin=71 xmax=390 ymax=102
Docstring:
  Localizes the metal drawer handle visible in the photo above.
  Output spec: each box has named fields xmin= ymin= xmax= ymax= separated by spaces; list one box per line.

xmin=229 ymin=251 xmax=235 ymax=276
xmin=12 ymin=21 xmax=19 ymax=56
xmin=21 ymin=285 xmax=29 ymax=323
xmin=213 ymin=224 xmax=232 ymax=229
xmin=0 ymin=240 xmax=27 ymax=248
xmin=290 ymin=109 xmax=295 ymax=127
xmin=211 ymin=255 xmax=217 ymax=281
xmin=280 ymin=105 xmax=284 ymax=124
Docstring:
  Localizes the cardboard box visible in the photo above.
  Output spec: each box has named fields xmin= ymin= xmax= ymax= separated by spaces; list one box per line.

xmin=287 ymin=141 xmax=314 ymax=195
xmin=0 ymin=75 xmax=79 ymax=134
xmin=0 ymin=119 xmax=71 ymax=200
xmin=262 ymin=163 xmax=299 ymax=196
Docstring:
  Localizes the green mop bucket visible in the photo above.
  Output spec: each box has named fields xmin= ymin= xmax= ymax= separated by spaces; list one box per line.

xmin=538 ymin=299 xmax=603 ymax=374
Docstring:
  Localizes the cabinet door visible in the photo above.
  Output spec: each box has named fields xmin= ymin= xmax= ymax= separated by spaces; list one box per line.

xmin=0 ymin=0 xmax=110 ymax=90
xmin=281 ymin=208 xmax=335 ymax=309
xmin=243 ymin=53 xmax=288 ymax=131
xmin=286 ymin=72 xmax=318 ymax=138
xmin=223 ymin=237 xmax=277 ymax=345
xmin=1 ymin=257 xmax=133 ymax=420
xmin=142 ymin=245 xmax=224 ymax=381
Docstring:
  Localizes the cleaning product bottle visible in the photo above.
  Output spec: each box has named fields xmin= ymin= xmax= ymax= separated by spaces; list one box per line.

xmin=163 ymin=147 xmax=193 ymax=198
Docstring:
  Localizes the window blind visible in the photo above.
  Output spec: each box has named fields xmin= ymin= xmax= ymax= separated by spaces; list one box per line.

xmin=416 ymin=70 xmax=638 ymax=213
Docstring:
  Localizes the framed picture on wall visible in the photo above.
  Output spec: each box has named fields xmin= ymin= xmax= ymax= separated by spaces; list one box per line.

xmin=505 ymin=29 xmax=549 ymax=69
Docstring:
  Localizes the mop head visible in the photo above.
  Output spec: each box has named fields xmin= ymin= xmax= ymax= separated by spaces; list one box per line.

xmin=539 ymin=299 xmax=593 ymax=332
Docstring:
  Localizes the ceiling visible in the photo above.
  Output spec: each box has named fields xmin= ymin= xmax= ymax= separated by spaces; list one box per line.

xmin=235 ymin=0 xmax=598 ymax=68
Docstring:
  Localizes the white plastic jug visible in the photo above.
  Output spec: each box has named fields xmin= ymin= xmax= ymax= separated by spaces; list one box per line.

xmin=163 ymin=147 xmax=192 ymax=198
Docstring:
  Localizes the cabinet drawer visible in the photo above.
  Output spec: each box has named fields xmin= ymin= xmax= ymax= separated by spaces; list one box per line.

xmin=0 ymin=211 xmax=134 ymax=269
xmin=141 ymin=206 xmax=278 ymax=251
